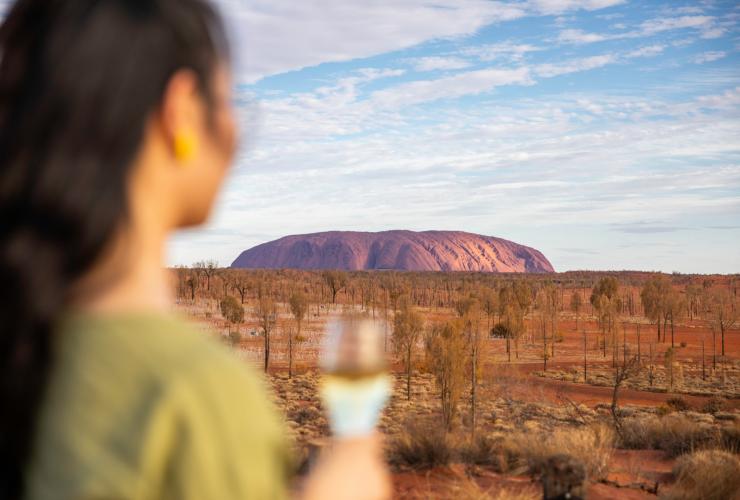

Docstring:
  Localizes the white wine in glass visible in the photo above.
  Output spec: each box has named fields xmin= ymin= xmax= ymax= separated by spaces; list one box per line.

xmin=319 ymin=315 xmax=391 ymax=438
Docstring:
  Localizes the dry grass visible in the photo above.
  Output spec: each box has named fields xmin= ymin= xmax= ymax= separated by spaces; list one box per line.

xmin=619 ymin=414 xmax=720 ymax=457
xmin=719 ymin=421 xmax=740 ymax=454
xmin=666 ymin=396 xmax=690 ymax=411
xmin=387 ymin=417 xmax=454 ymax=469
xmin=508 ymin=423 xmax=614 ymax=481
xmin=440 ymin=473 xmax=538 ymax=500
xmin=663 ymin=449 xmax=740 ymax=500
xmin=458 ymin=434 xmax=522 ymax=473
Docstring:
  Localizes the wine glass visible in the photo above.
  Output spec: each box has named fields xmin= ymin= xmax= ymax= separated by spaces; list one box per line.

xmin=319 ymin=314 xmax=391 ymax=438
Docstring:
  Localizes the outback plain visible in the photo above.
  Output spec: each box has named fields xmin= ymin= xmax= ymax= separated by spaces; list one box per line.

xmin=173 ymin=266 xmax=740 ymax=499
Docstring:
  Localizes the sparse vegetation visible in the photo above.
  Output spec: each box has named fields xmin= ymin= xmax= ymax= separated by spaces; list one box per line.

xmin=666 ymin=396 xmax=690 ymax=412
xmin=173 ymin=267 xmax=740 ymax=498
xmin=387 ymin=417 xmax=453 ymax=469
xmin=509 ymin=424 xmax=614 ymax=481
xmin=665 ymin=449 xmax=740 ymax=500
xmin=618 ymin=414 xmax=720 ymax=457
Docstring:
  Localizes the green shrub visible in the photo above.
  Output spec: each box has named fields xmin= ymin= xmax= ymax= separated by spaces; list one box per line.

xmin=219 ymin=295 xmax=244 ymax=325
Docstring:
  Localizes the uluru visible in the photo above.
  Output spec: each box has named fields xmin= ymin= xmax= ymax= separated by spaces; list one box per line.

xmin=230 ymin=230 xmax=554 ymax=273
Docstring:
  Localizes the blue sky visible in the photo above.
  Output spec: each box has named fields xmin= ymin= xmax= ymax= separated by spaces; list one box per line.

xmin=11 ymin=0 xmax=736 ymax=272
xmin=170 ymin=0 xmax=740 ymax=273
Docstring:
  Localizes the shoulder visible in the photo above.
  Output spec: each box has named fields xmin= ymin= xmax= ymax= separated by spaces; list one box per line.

xmin=31 ymin=309 xmax=291 ymax=500
xmin=148 ymin=315 xmax=293 ymax=499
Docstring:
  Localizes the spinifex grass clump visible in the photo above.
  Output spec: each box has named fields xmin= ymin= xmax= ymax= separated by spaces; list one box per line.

xmin=667 ymin=449 xmax=740 ymax=500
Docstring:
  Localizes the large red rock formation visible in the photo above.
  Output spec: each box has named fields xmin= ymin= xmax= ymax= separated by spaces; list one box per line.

xmin=230 ymin=230 xmax=554 ymax=273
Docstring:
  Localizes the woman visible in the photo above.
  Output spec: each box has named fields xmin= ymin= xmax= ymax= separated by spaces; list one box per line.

xmin=0 ymin=0 xmax=390 ymax=498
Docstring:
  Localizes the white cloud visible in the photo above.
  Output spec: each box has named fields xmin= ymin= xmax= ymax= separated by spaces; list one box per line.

xmin=212 ymin=0 xmax=637 ymax=84
xmin=535 ymin=54 xmax=615 ymax=77
xmin=696 ymin=87 xmax=740 ymax=108
xmin=410 ymin=56 xmax=472 ymax=72
xmin=626 ymin=44 xmax=665 ymax=58
xmin=557 ymin=29 xmax=609 ymax=43
xmin=693 ymin=51 xmax=727 ymax=64
xmin=216 ymin=0 xmax=526 ymax=83
xmin=369 ymin=67 xmax=533 ymax=107
xmin=700 ymin=27 xmax=727 ymax=39
xmin=556 ymin=15 xmax=725 ymax=46
xmin=178 ymin=91 xmax=740 ymax=270
xmin=462 ymin=42 xmax=542 ymax=62
xmin=528 ymin=0 xmax=625 ymax=15
xmin=639 ymin=15 xmax=714 ymax=35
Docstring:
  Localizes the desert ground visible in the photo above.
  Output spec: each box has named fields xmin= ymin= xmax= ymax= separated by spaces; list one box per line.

xmin=173 ymin=268 xmax=740 ymax=499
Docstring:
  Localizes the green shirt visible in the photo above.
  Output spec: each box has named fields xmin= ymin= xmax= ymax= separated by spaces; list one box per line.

xmin=25 ymin=310 xmax=292 ymax=500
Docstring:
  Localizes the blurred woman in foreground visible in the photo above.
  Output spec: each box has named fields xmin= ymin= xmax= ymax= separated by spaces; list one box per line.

xmin=0 ymin=0 xmax=390 ymax=498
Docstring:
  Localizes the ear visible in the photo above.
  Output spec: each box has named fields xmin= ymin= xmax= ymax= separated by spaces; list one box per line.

xmin=159 ymin=69 xmax=201 ymax=157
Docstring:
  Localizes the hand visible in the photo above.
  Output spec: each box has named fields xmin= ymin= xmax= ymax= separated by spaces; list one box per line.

xmin=300 ymin=433 xmax=392 ymax=500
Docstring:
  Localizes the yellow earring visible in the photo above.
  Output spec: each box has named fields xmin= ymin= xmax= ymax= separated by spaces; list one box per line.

xmin=174 ymin=131 xmax=197 ymax=163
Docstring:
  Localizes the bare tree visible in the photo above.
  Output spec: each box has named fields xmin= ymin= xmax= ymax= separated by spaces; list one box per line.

xmin=425 ymin=320 xmax=467 ymax=431
xmin=255 ymin=296 xmax=277 ymax=373
xmin=570 ymin=290 xmax=582 ymax=331
xmin=480 ymin=287 xmax=498 ymax=334
xmin=232 ymin=271 xmax=251 ymax=304
xmin=456 ymin=295 xmax=483 ymax=436
xmin=641 ymin=275 xmax=671 ymax=343
xmin=288 ymin=290 xmax=308 ymax=379
xmin=665 ymin=288 xmax=686 ymax=348
xmin=322 ymin=270 xmax=348 ymax=305
xmin=664 ymin=346 xmax=676 ymax=392
xmin=708 ymin=288 xmax=737 ymax=357
xmin=611 ymin=356 xmax=640 ymax=440
xmin=392 ymin=295 xmax=424 ymax=401
xmin=193 ymin=259 xmax=218 ymax=292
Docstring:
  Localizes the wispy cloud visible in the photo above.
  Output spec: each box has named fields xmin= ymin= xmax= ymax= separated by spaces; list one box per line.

xmin=528 ymin=0 xmax=625 ymax=16
xmin=626 ymin=44 xmax=666 ymax=58
xmin=409 ymin=56 xmax=472 ymax=72
xmin=535 ymin=54 xmax=615 ymax=77
xmin=555 ymin=14 xmax=725 ymax=46
xmin=168 ymin=0 xmax=739 ymax=273
xmin=217 ymin=0 xmax=527 ymax=83
xmin=462 ymin=42 xmax=542 ymax=62
xmin=610 ymin=222 xmax=689 ymax=234
xmin=369 ymin=67 xmax=533 ymax=108
xmin=693 ymin=51 xmax=727 ymax=64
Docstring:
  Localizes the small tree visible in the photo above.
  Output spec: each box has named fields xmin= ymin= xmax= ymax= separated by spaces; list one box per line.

xmin=664 ymin=346 xmax=676 ymax=392
xmin=193 ymin=259 xmax=218 ymax=292
xmin=232 ymin=271 xmax=251 ymax=304
xmin=611 ymin=356 xmax=640 ymax=440
xmin=571 ymin=290 xmax=582 ymax=331
xmin=392 ymin=296 xmax=424 ymax=400
xmin=322 ymin=270 xmax=348 ymax=305
xmin=220 ymin=295 xmax=244 ymax=344
xmin=425 ymin=320 xmax=467 ymax=431
xmin=256 ymin=296 xmax=277 ymax=373
xmin=288 ymin=290 xmax=308 ymax=378
xmin=481 ymin=287 xmax=498 ymax=333
xmin=708 ymin=288 xmax=737 ymax=357
xmin=641 ymin=275 xmax=671 ymax=342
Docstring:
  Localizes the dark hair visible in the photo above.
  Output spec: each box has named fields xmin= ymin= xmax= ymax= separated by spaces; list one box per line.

xmin=0 ymin=0 xmax=229 ymax=496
